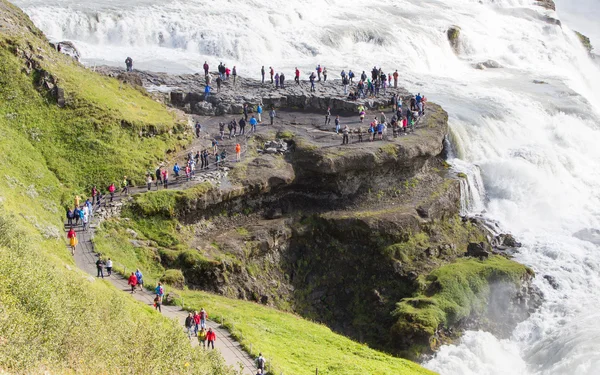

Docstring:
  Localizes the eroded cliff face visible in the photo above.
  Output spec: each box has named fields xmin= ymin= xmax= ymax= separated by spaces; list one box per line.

xmin=98 ymin=98 xmax=538 ymax=358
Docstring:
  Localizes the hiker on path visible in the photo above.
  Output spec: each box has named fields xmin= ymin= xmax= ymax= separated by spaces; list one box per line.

xmin=256 ymin=353 xmax=266 ymax=372
xmin=78 ymin=208 xmax=85 ymax=230
xmin=155 ymin=282 xmax=164 ymax=299
xmin=146 ymin=175 xmax=152 ymax=191
xmin=73 ymin=207 xmax=80 ymax=226
xmin=269 ymin=109 xmax=276 ymax=125
xmin=216 ymin=76 xmax=222 ymax=92
xmin=193 ymin=311 xmax=201 ymax=334
xmin=67 ymin=227 xmax=77 ymax=256
xmin=335 ymin=115 xmax=340 ymax=134
xmin=91 ymin=186 xmax=98 ymax=205
xmin=95 ymin=258 xmax=104 ymax=278
xmin=198 ymin=328 xmax=207 ymax=348
xmin=127 ymin=272 xmax=137 ymax=293
xmin=81 ymin=204 xmax=89 ymax=231
xmin=162 ymin=169 xmax=169 ymax=189
xmin=108 ymin=183 xmax=116 ymax=202
xmin=135 ymin=269 xmax=144 ymax=291
xmin=185 ymin=313 xmax=195 ymax=339
xmin=120 ymin=176 xmax=129 ymax=195
xmin=243 ymin=103 xmax=249 ymax=121
xmin=155 ymin=167 xmax=162 ymax=188
xmin=325 ymin=107 xmax=331 ymax=126
xmin=66 ymin=208 xmax=74 ymax=227
xmin=154 ymin=294 xmax=162 ymax=312
xmin=106 ymin=258 xmax=113 ymax=276
xmin=261 ymin=66 xmax=265 ymax=83
xmin=236 ymin=143 xmax=241 ymax=162
xmin=237 ymin=117 xmax=246 ymax=136
xmin=85 ymin=198 xmax=93 ymax=218
xmin=206 ymin=328 xmax=216 ymax=349
xmin=195 ymin=122 xmax=202 ymax=138
xmin=202 ymin=149 xmax=210 ymax=169
xmin=200 ymin=308 xmax=208 ymax=329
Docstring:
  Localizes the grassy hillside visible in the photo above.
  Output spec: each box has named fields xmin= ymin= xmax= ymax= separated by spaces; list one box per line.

xmin=0 ymin=1 xmax=232 ymax=373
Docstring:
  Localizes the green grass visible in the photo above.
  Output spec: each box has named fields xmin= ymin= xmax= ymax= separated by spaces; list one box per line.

xmin=0 ymin=3 xmax=233 ymax=372
xmin=130 ymin=182 xmax=213 ymax=218
xmin=178 ymin=289 xmax=437 ymax=375
xmin=393 ymin=255 xmax=531 ymax=340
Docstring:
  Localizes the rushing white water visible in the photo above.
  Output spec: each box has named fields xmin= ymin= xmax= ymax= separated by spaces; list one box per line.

xmin=14 ymin=0 xmax=600 ymax=373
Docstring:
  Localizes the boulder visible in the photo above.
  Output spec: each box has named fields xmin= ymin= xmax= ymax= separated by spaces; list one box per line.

xmin=535 ymin=0 xmax=556 ymax=11
xmin=56 ymin=41 xmax=80 ymax=61
xmin=473 ymin=60 xmax=503 ymax=70
xmin=574 ymin=31 xmax=593 ymax=53
xmin=117 ymin=72 xmax=143 ymax=87
xmin=466 ymin=242 xmax=490 ymax=259
xmin=162 ymin=292 xmax=180 ymax=306
xmin=447 ymin=26 xmax=461 ymax=54
xmin=543 ymin=275 xmax=559 ymax=290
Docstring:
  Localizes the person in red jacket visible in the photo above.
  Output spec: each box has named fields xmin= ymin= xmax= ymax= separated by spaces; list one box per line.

xmin=127 ymin=272 xmax=138 ymax=294
xmin=295 ymin=67 xmax=300 ymax=85
xmin=108 ymin=183 xmax=116 ymax=202
xmin=206 ymin=328 xmax=216 ymax=349
xmin=193 ymin=311 xmax=201 ymax=335
xmin=67 ymin=227 xmax=77 ymax=255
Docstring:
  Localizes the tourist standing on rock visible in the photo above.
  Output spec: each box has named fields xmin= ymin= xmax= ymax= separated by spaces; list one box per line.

xmin=316 ymin=64 xmax=322 ymax=81
xmin=206 ymin=73 xmax=212 ymax=86
xmin=232 ymin=119 xmax=238 ymax=137
xmin=198 ymin=328 xmax=207 ymax=348
xmin=280 ymin=73 xmax=285 ymax=88
xmin=135 ymin=269 xmax=144 ymax=291
xmin=393 ymin=70 xmax=399 ymax=88
xmin=225 ymin=66 xmax=231 ymax=80
xmin=212 ymin=140 xmax=218 ymax=155
xmin=236 ymin=143 xmax=241 ymax=162
xmin=125 ymin=57 xmax=133 ymax=72
xmin=274 ymin=73 xmax=280 ymax=89
xmin=67 ymin=226 xmax=77 ymax=256
xmin=309 ymin=72 xmax=316 ymax=92
xmin=108 ymin=183 xmax=116 ymax=202
xmin=269 ymin=67 xmax=274 ymax=83
xmin=325 ymin=107 xmax=331 ymax=126
xmin=335 ymin=115 xmax=340 ymax=134
xmin=348 ymin=70 xmax=354 ymax=83
xmin=127 ymin=272 xmax=137 ymax=293
xmin=323 ymin=67 xmax=328 ymax=81
xmin=416 ymin=93 xmax=423 ymax=116
xmin=216 ymin=76 xmax=222 ymax=92
xmin=256 ymin=104 xmax=263 ymax=123
xmin=342 ymin=75 xmax=349 ymax=95
xmin=239 ymin=118 xmax=246 ymax=135
xmin=195 ymin=122 xmax=202 ymax=138
xmin=261 ymin=66 xmax=265 ymax=83
xmin=256 ymin=353 xmax=266 ymax=372
xmin=341 ymin=70 xmax=347 ymax=81
xmin=295 ymin=67 xmax=300 ymax=85
xmin=358 ymin=105 xmax=365 ymax=123
xmin=243 ymin=103 xmax=249 ymax=121
xmin=232 ymin=66 xmax=237 ymax=84
xmin=185 ymin=313 xmax=195 ymax=339
xmin=204 ymin=85 xmax=212 ymax=101
xmin=269 ymin=108 xmax=276 ymax=125
xmin=361 ymin=71 xmax=367 ymax=82
xmin=227 ymin=121 xmax=234 ymax=139
xmin=203 ymin=61 xmax=209 ymax=76
xmin=162 ymin=169 xmax=169 ymax=189
xmin=206 ymin=328 xmax=216 ymax=349
xmin=249 ymin=115 xmax=258 ymax=133
xmin=105 ymin=258 xmax=112 ymax=276
xmin=218 ymin=122 xmax=225 ymax=140
xmin=342 ymin=125 xmax=349 ymax=145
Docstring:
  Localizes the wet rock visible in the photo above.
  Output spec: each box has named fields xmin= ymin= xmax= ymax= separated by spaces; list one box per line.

xmin=466 ymin=242 xmax=490 ymax=259
xmin=535 ymin=0 xmax=556 ymax=11
xmin=265 ymin=207 xmax=283 ymax=220
xmin=117 ymin=72 xmax=143 ymax=87
xmin=447 ymin=26 xmax=461 ymax=54
xmin=543 ymin=275 xmax=559 ymax=290
xmin=163 ymin=292 xmax=180 ymax=306
xmin=473 ymin=60 xmax=503 ymax=70
xmin=56 ymin=41 xmax=80 ymax=61
xmin=573 ymin=228 xmax=600 ymax=245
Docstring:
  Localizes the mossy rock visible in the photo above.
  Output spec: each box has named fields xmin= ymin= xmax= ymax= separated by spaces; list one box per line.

xmin=447 ymin=26 xmax=461 ymax=54
xmin=160 ymin=269 xmax=185 ymax=289
xmin=575 ymin=31 xmax=593 ymax=53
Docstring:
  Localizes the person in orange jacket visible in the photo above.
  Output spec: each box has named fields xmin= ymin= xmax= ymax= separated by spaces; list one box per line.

xmin=127 ymin=272 xmax=138 ymax=294
xmin=235 ymin=143 xmax=241 ymax=162
xmin=206 ymin=328 xmax=216 ymax=349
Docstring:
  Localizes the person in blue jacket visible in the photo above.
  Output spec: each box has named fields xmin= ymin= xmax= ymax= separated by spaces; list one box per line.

xmin=249 ymin=115 xmax=258 ymax=133
xmin=173 ymin=163 xmax=180 ymax=180
xmin=204 ymin=85 xmax=211 ymax=101
xmin=256 ymin=104 xmax=263 ymax=123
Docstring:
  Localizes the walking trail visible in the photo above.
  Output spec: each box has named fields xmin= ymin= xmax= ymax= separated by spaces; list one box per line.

xmin=70 ymin=128 xmax=257 ymax=374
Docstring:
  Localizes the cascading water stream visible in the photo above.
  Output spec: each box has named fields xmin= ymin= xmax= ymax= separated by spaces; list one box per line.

xmin=13 ymin=0 xmax=600 ymax=373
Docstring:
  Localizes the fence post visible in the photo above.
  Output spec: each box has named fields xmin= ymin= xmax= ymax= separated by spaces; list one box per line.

xmin=316 ymin=367 xmax=318 ymax=375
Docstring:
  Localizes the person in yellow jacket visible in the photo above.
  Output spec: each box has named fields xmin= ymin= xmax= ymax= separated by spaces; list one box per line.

xmin=197 ymin=328 xmax=207 ymax=349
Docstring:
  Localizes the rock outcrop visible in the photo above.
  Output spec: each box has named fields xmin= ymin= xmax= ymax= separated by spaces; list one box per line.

xmin=447 ymin=26 xmax=461 ymax=54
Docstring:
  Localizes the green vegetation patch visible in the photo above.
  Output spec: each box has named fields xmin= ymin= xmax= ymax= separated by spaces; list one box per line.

xmin=130 ymin=181 xmax=213 ymax=218
xmin=393 ymin=255 xmax=531 ymax=340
